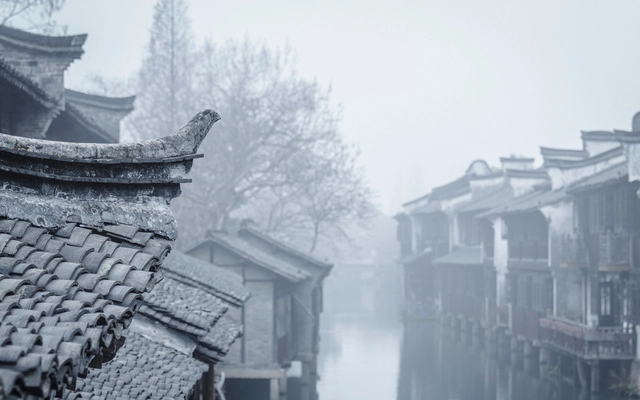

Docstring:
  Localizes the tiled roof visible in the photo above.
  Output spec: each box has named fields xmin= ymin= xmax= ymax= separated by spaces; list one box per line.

xmin=64 ymin=103 xmax=116 ymax=143
xmin=413 ymin=200 xmax=443 ymax=215
xmin=504 ymin=169 xmax=549 ymax=179
xmin=200 ymin=313 xmax=242 ymax=356
xmin=0 ymin=25 xmax=86 ymax=54
xmin=402 ymin=176 xmax=471 ymax=208
xmin=500 ymin=156 xmax=534 ymax=163
xmin=478 ymin=188 xmax=567 ymax=218
xmin=203 ymin=232 xmax=311 ymax=283
xmin=238 ymin=227 xmax=332 ymax=271
xmin=0 ymin=218 xmax=164 ymax=398
xmin=540 ymin=147 xmax=588 ymax=160
xmin=65 ymin=89 xmax=135 ymax=112
xmin=397 ymin=249 xmax=432 ymax=265
xmin=430 ymin=176 xmax=470 ymax=201
xmin=433 ymin=246 xmax=483 ymax=265
xmin=581 ymin=130 xmax=617 ymax=141
xmin=161 ymin=251 xmax=249 ymax=307
xmin=566 ymin=162 xmax=627 ymax=193
xmin=67 ymin=259 xmax=244 ymax=399
xmin=0 ymin=110 xmax=220 ymax=239
xmin=456 ymin=185 xmax=515 ymax=214
xmin=68 ymin=330 xmax=208 ymax=400
xmin=0 ymin=111 xmax=218 ymax=397
xmin=545 ymin=146 xmax=623 ymax=169
xmin=140 ymin=275 xmax=236 ymax=359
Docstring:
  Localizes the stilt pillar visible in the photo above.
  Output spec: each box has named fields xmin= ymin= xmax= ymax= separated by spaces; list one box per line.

xmin=270 ymin=377 xmax=280 ymax=400
xmin=590 ymin=361 xmax=600 ymax=394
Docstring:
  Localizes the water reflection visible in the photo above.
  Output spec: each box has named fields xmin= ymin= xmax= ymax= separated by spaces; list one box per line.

xmin=399 ymin=322 xmax=626 ymax=400
xmin=318 ymin=317 xmax=629 ymax=400
xmin=318 ymin=317 xmax=401 ymax=400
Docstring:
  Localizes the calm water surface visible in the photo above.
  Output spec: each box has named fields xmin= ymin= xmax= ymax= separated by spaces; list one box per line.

xmin=318 ymin=317 xmax=627 ymax=400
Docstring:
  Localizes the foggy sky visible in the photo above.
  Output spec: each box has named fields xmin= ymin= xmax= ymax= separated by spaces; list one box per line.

xmin=58 ymin=0 xmax=640 ymax=213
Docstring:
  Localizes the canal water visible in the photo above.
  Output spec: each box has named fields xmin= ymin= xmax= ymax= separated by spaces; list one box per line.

xmin=318 ymin=316 xmax=627 ymax=400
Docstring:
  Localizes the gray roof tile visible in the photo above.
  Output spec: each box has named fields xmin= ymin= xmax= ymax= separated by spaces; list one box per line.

xmin=68 ymin=330 xmax=208 ymax=400
xmin=200 ymin=232 xmax=311 ymax=283
xmin=162 ymin=251 xmax=249 ymax=306
xmin=0 ymin=109 xmax=217 ymax=397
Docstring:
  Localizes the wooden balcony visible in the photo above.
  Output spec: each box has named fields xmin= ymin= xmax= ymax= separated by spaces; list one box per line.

xmin=539 ymin=317 xmax=635 ymax=360
xmin=561 ymin=232 xmax=640 ymax=270
xmin=508 ymin=239 xmax=548 ymax=269
xmin=560 ymin=235 xmax=587 ymax=267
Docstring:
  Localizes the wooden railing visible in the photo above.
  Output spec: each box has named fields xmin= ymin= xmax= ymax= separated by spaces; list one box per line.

xmin=539 ymin=317 xmax=635 ymax=360
xmin=562 ymin=232 xmax=640 ymax=269
xmin=508 ymin=239 xmax=548 ymax=261
xmin=560 ymin=235 xmax=587 ymax=266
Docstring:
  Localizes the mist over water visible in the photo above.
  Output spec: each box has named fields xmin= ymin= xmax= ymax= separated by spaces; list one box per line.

xmin=318 ymin=317 xmax=401 ymax=400
xmin=318 ymin=316 xmax=630 ymax=400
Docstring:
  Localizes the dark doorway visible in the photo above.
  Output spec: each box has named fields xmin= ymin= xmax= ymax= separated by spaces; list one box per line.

xmin=224 ymin=378 xmax=270 ymax=400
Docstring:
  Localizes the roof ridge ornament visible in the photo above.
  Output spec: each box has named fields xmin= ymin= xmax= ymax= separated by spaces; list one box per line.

xmin=0 ymin=110 xmax=220 ymax=238
xmin=0 ymin=109 xmax=219 ymax=162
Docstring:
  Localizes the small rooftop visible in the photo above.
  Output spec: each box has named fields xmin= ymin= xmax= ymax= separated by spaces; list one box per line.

xmin=581 ymin=130 xmax=617 ymax=141
xmin=71 ymin=329 xmax=209 ymax=399
xmin=0 ymin=24 xmax=86 ymax=54
xmin=540 ymin=146 xmax=588 ymax=159
xmin=543 ymin=146 xmax=623 ymax=169
xmin=478 ymin=187 xmax=566 ymax=218
xmin=201 ymin=231 xmax=311 ymax=283
xmin=567 ymin=162 xmax=628 ymax=193
xmin=161 ymin=251 xmax=249 ymax=307
xmin=238 ymin=227 xmax=333 ymax=271
xmin=65 ymin=89 xmax=135 ymax=112
xmin=456 ymin=184 xmax=515 ymax=214
xmin=433 ymin=246 xmax=483 ymax=265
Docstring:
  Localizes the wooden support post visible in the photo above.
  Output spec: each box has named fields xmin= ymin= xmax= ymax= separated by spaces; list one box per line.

xmin=577 ymin=359 xmax=588 ymax=390
xmin=270 ymin=377 xmax=280 ymax=400
xmin=591 ymin=361 xmax=600 ymax=394
xmin=539 ymin=346 xmax=549 ymax=377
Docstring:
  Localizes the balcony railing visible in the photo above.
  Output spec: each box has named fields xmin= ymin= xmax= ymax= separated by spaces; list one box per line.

xmin=560 ymin=235 xmax=587 ymax=266
xmin=416 ymin=238 xmax=449 ymax=258
xmin=508 ymin=239 xmax=548 ymax=262
xmin=539 ymin=317 xmax=635 ymax=360
xmin=561 ymin=232 xmax=640 ymax=269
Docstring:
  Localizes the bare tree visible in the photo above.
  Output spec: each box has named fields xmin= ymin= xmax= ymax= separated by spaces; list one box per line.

xmin=0 ymin=0 xmax=65 ymax=32
xmin=172 ymin=39 xmax=376 ymax=254
xmin=127 ymin=0 xmax=196 ymax=141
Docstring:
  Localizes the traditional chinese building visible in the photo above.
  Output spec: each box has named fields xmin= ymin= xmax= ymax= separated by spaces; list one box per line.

xmin=0 ymin=24 xmax=133 ymax=143
xmin=397 ymin=111 xmax=640 ymax=393
xmin=71 ymin=250 xmax=249 ymax=399
xmin=0 ymin=23 xmax=240 ymax=400
xmin=186 ymin=227 xmax=332 ymax=400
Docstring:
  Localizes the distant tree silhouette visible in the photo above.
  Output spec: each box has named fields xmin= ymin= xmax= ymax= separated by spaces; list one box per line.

xmin=128 ymin=0 xmax=196 ymax=140
xmin=0 ymin=0 xmax=65 ymax=33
